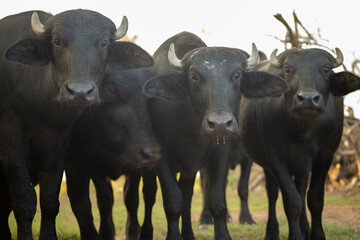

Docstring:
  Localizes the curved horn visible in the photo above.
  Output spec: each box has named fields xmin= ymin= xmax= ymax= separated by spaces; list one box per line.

xmin=333 ymin=47 xmax=344 ymax=68
xmin=270 ymin=49 xmax=282 ymax=68
xmin=31 ymin=12 xmax=46 ymax=36
xmin=114 ymin=16 xmax=128 ymax=40
xmin=247 ymin=43 xmax=259 ymax=67
xmin=168 ymin=43 xmax=183 ymax=70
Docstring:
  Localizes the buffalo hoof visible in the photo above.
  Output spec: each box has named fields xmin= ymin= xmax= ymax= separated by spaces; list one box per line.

xmin=239 ymin=215 xmax=256 ymax=225
xmin=199 ymin=212 xmax=213 ymax=225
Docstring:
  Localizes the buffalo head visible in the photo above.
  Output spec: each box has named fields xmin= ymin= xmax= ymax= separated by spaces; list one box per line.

xmin=144 ymin=43 xmax=287 ymax=142
xmin=269 ymin=48 xmax=360 ymax=123
xmin=5 ymin=10 xmax=153 ymax=107
xmin=94 ymin=67 xmax=161 ymax=173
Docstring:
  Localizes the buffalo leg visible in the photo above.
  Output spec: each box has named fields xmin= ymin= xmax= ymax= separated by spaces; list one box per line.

xmin=199 ymin=168 xmax=233 ymax=226
xmin=263 ymin=170 xmax=279 ymax=240
xmin=238 ymin=156 xmax=255 ymax=224
xmin=294 ymin=177 xmax=310 ymax=239
xmin=179 ymin=173 xmax=196 ymax=240
xmin=93 ymin=175 xmax=115 ymax=240
xmin=1 ymin=147 xmax=36 ymax=240
xmin=199 ymin=168 xmax=213 ymax=225
xmin=157 ymin=157 xmax=182 ymax=240
xmin=38 ymin=169 xmax=64 ymax=240
xmin=124 ymin=172 xmax=141 ymax=240
xmin=0 ymin=164 xmax=11 ymax=240
xmin=307 ymin=154 xmax=332 ymax=240
xmin=66 ymin=166 xmax=99 ymax=240
xmin=140 ymin=170 xmax=157 ymax=240
xmin=270 ymin=162 xmax=302 ymax=240
xmin=207 ymin=147 xmax=231 ymax=240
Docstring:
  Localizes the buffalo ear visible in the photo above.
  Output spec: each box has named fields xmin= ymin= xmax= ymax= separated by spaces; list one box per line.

xmin=330 ymin=71 xmax=360 ymax=96
xmin=143 ymin=72 xmax=187 ymax=101
xmin=241 ymin=71 xmax=287 ymax=98
xmin=5 ymin=38 xmax=50 ymax=66
xmin=108 ymin=41 xmax=153 ymax=70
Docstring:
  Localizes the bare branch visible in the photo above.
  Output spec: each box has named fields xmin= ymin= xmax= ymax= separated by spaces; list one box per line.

xmin=274 ymin=13 xmax=299 ymax=48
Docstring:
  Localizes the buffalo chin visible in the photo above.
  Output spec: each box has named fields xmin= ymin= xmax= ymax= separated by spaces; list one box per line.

xmin=291 ymin=108 xmax=323 ymax=130
xmin=57 ymin=97 xmax=100 ymax=108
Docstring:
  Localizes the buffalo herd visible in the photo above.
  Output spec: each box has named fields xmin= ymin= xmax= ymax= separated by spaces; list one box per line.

xmin=0 ymin=9 xmax=360 ymax=240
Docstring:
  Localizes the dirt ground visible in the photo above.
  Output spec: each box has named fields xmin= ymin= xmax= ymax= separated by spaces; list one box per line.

xmin=231 ymin=204 xmax=360 ymax=231
xmin=114 ymin=204 xmax=360 ymax=240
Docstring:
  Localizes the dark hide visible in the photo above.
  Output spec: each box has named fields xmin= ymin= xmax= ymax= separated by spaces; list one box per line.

xmin=142 ymin=31 xmax=286 ymax=240
xmin=239 ymin=48 xmax=360 ymax=240
xmin=65 ymin=64 xmax=161 ymax=240
xmin=198 ymin=49 xmax=269 ymax=227
xmin=0 ymin=10 xmax=152 ymax=240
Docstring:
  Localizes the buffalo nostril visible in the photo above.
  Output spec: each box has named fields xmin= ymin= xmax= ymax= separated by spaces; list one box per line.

xmin=86 ymin=87 xmax=95 ymax=95
xmin=313 ymin=95 xmax=320 ymax=103
xmin=207 ymin=118 xmax=215 ymax=129
xmin=297 ymin=94 xmax=304 ymax=102
xmin=140 ymin=149 xmax=151 ymax=160
xmin=226 ymin=119 xmax=233 ymax=128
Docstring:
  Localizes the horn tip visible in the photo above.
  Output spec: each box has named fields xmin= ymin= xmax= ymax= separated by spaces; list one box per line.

xmin=121 ymin=15 xmax=128 ymax=25
xmin=271 ymin=49 xmax=278 ymax=55
xmin=251 ymin=43 xmax=257 ymax=50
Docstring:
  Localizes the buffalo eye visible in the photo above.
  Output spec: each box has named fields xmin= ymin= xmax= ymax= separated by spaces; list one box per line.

xmin=109 ymin=87 xmax=116 ymax=94
xmin=190 ymin=72 xmax=199 ymax=82
xmin=324 ymin=66 xmax=331 ymax=74
xmin=101 ymin=39 xmax=109 ymax=48
xmin=52 ymin=37 xmax=61 ymax=47
xmin=233 ymin=71 xmax=242 ymax=81
xmin=284 ymin=66 xmax=291 ymax=74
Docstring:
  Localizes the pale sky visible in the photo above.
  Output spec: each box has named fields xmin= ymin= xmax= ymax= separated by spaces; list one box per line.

xmin=1 ymin=0 xmax=360 ymax=117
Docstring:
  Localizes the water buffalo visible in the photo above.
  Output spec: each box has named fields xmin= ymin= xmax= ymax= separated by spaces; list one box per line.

xmin=198 ymin=51 xmax=269 ymax=226
xmin=142 ymin=31 xmax=287 ymax=240
xmin=0 ymin=9 xmax=151 ymax=240
xmin=65 ymin=61 xmax=161 ymax=240
xmin=238 ymin=47 xmax=360 ymax=240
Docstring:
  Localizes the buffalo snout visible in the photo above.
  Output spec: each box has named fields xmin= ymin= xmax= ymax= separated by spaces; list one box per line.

xmin=60 ymin=81 xmax=99 ymax=106
xmin=292 ymin=90 xmax=325 ymax=115
xmin=203 ymin=111 xmax=238 ymax=137
xmin=139 ymin=146 xmax=161 ymax=168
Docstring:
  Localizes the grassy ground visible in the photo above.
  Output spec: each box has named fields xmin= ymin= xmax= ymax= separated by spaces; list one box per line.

xmin=8 ymin=165 xmax=360 ymax=239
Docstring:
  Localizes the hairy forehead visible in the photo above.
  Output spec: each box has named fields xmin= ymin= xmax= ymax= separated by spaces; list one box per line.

xmin=189 ymin=47 xmax=248 ymax=69
xmin=45 ymin=10 xmax=115 ymax=38
xmin=281 ymin=49 xmax=334 ymax=65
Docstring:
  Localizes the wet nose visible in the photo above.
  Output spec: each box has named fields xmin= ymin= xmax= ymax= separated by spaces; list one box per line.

xmin=204 ymin=111 xmax=238 ymax=135
xmin=296 ymin=91 xmax=321 ymax=107
xmin=66 ymin=82 xmax=95 ymax=96
xmin=64 ymin=81 xmax=99 ymax=103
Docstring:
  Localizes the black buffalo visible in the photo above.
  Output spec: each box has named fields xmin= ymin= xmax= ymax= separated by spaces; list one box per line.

xmin=239 ymin=48 xmax=360 ymax=240
xmin=65 ymin=60 xmax=161 ymax=240
xmin=0 ymin=10 xmax=151 ymax=240
xmin=198 ymin=51 xmax=269 ymax=226
xmin=142 ymin=31 xmax=287 ymax=240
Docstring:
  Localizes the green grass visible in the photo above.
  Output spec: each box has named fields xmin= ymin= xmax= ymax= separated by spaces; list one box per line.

xmin=8 ymin=166 xmax=360 ymax=239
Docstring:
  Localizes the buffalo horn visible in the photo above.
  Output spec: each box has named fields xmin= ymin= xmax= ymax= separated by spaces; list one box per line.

xmin=247 ymin=43 xmax=259 ymax=67
xmin=114 ymin=16 xmax=128 ymax=40
xmin=270 ymin=49 xmax=282 ymax=68
xmin=31 ymin=12 xmax=46 ymax=36
xmin=168 ymin=43 xmax=183 ymax=70
xmin=333 ymin=47 xmax=344 ymax=68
